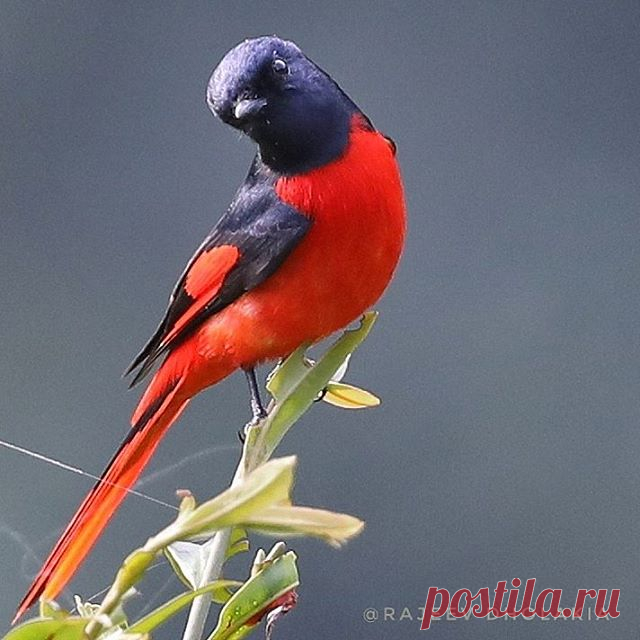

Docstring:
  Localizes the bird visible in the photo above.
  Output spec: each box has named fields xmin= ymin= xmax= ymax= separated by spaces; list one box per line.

xmin=15 ymin=35 xmax=406 ymax=621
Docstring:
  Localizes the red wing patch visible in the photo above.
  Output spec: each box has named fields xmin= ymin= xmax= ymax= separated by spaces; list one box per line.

xmin=162 ymin=245 xmax=239 ymax=347
xmin=184 ymin=245 xmax=240 ymax=298
xmin=125 ymin=181 xmax=311 ymax=388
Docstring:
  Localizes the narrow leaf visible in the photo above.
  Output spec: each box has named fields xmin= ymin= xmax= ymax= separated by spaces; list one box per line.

xmin=246 ymin=505 xmax=364 ymax=547
xmin=148 ymin=457 xmax=296 ymax=549
xmin=322 ymin=381 xmax=380 ymax=409
xmin=128 ymin=581 xmax=240 ymax=635
xmin=265 ymin=347 xmax=310 ymax=402
xmin=1 ymin=618 xmax=88 ymax=640
xmin=227 ymin=527 xmax=250 ymax=560
xmin=180 ymin=457 xmax=294 ymax=536
xmin=207 ymin=552 xmax=299 ymax=640
xmin=38 ymin=600 xmax=69 ymax=621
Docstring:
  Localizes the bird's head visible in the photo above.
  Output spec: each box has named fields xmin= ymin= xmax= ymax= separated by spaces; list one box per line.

xmin=207 ymin=36 xmax=368 ymax=174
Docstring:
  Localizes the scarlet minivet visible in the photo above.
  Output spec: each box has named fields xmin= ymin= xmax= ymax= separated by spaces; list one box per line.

xmin=15 ymin=36 xmax=406 ymax=621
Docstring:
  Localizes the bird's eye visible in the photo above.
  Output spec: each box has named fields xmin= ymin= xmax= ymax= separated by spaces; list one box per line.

xmin=272 ymin=57 xmax=288 ymax=75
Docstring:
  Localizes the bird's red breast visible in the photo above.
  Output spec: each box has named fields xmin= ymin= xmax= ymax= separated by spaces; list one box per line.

xmin=184 ymin=115 xmax=406 ymax=395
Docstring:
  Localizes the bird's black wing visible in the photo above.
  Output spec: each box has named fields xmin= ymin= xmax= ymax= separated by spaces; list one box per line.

xmin=125 ymin=162 xmax=311 ymax=386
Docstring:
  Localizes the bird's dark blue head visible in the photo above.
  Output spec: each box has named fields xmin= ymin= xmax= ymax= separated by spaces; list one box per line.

xmin=207 ymin=36 xmax=370 ymax=174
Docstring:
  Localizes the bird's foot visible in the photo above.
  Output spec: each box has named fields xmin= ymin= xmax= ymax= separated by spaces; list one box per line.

xmin=238 ymin=408 xmax=268 ymax=443
xmin=249 ymin=411 xmax=268 ymax=426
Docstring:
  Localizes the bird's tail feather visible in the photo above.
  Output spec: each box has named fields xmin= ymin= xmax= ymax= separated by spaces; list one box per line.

xmin=13 ymin=376 xmax=189 ymax=623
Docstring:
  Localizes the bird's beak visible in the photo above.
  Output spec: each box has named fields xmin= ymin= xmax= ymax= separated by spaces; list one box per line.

xmin=234 ymin=97 xmax=267 ymax=121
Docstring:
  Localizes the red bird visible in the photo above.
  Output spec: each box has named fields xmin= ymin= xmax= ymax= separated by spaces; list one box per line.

xmin=15 ymin=36 xmax=406 ymax=620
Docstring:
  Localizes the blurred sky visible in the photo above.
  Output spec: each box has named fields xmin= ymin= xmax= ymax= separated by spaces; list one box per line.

xmin=1 ymin=2 xmax=639 ymax=639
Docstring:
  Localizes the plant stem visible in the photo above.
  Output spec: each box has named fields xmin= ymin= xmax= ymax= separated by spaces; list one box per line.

xmin=181 ymin=431 xmax=259 ymax=640
xmin=180 ymin=528 xmax=233 ymax=640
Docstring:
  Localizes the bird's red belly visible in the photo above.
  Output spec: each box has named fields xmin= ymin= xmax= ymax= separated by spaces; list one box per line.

xmin=195 ymin=126 xmax=406 ymax=378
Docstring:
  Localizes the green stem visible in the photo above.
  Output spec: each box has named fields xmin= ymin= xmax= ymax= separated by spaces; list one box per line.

xmin=180 ymin=528 xmax=233 ymax=640
xmin=181 ymin=432 xmax=260 ymax=640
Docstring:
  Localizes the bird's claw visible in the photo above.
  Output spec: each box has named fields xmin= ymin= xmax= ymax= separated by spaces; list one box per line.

xmin=238 ymin=411 xmax=267 ymax=444
xmin=314 ymin=387 xmax=328 ymax=403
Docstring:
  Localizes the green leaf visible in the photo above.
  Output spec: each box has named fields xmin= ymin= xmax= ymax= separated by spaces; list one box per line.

xmin=128 ymin=581 xmax=240 ymax=635
xmin=265 ymin=348 xmax=310 ymax=402
xmin=207 ymin=551 xmax=299 ymax=640
xmin=227 ymin=527 xmax=250 ymax=560
xmin=184 ymin=454 xmax=293 ymax=531
xmin=2 ymin=618 xmax=88 ymax=640
xmin=38 ymin=600 xmax=69 ymax=621
xmin=148 ymin=457 xmax=296 ymax=549
xmin=322 ymin=381 xmax=380 ymax=409
xmin=253 ymin=312 xmax=378 ymax=462
xmin=246 ymin=505 xmax=364 ymax=547
xmin=210 ymin=583 xmax=240 ymax=606
xmin=111 ymin=549 xmax=155 ymax=594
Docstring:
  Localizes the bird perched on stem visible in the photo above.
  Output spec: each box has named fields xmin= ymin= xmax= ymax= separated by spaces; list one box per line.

xmin=15 ymin=35 xmax=406 ymax=621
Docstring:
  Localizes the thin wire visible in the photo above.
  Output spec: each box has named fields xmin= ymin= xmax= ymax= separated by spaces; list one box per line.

xmin=2 ymin=436 xmax=240 ymax=613
xmin=0 ymin=437 xmax=178 ymax=512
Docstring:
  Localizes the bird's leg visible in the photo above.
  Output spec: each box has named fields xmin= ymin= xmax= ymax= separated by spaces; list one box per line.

xmin=244 ymin=366 xmax=268 ymax=424
xmin=238 ymin=367 xmax=268 ymax=443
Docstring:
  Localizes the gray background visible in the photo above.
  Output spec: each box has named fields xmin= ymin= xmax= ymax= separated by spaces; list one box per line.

xmin=1 ymin=2 xmax=639 ymax=639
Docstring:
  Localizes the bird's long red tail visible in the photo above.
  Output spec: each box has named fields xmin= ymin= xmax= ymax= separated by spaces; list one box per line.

xmin=13 ymin=375 xmax=189 ymax=623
